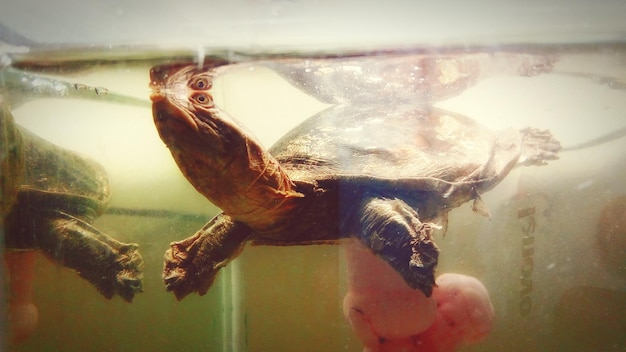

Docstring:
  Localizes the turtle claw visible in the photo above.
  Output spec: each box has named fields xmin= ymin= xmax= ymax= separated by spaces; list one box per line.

xmin=162 ymin=269 xmax=184 ymax=287
xmin=163 ymin=245 xmax=197 ymax=300
xmin=113 ymin=247 xmax=145 ymax=302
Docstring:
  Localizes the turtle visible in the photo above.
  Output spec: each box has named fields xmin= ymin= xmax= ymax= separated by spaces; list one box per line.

xmin=150 ymin=55 xmax=560 ymax=300
xmin=1 ymin=100 xmax=144 ymax=302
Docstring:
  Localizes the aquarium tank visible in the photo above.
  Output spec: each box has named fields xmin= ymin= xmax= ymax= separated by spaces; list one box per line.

xmin=1 ymin=1 xmax=626 ymax=351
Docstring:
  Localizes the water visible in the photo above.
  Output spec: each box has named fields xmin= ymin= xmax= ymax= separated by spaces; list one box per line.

xmin=2 ymin=43 xmax=626 ymax=352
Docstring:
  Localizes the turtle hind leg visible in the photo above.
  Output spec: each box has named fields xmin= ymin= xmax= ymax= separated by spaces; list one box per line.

xmin=163 ymin=214 xmax=252 ymax=300
xmin=518 ymin=128 xmax=561 ymax=166
xmin=355 ymin=198 xmax=439 ymax=297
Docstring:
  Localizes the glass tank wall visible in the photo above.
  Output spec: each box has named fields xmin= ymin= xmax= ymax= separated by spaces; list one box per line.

xmin=1 ymin=2 xmax=626 ymax=352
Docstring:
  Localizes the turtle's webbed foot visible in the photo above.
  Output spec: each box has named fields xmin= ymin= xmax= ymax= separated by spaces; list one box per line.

xmin=163 ymin=232 xmax=210 ymax=300
xmin=518 ymin=128 xmax=561 ymax=166
xmin=357 ymin=198 xmax=439 ymax=297
xmin=41 ymin=213 xmax=144 ymax=302
xmin=162 ymin=214 xmax=251 ymax=301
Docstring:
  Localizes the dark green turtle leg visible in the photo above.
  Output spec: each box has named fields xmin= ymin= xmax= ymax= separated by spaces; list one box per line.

xmin=46 ymin=212 xmax=143 ymax=302
xmin=163 ymin=213 xmax=252 ymax=300
xmin=354 ymin=198 xmax=439 ymax=297
xmin=5 ymin=208 xmax=143 ymax=302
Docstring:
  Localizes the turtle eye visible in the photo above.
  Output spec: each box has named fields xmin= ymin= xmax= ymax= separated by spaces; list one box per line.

xmin=190 ymin=77 xmax=211 ymax=90
xmin=191 ymin=92 xmax=214 ymax=107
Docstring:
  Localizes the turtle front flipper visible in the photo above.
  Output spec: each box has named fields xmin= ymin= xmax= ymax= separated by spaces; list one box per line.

xmin=163 ymin=214 xmax=252 ymax=300
xmin=355 ymin=198 xmax=439 ymax=297
xmin=47 ymin=212 xmax=143 ymax=302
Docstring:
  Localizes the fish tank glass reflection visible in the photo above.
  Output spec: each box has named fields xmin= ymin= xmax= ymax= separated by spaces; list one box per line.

xmin=1 ymin=3 xmax=626 ymax=352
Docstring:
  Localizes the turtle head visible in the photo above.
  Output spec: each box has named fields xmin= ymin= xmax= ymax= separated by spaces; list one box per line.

xmin=150 ymin=60 xmax=255 ymax=168
xmin=149 ymin=61 xmax=301 ymax=231
xmin=149 ymin=60 xmax=256 ymax=188
xmin=150 ymin=61 xmax=226 ymax=133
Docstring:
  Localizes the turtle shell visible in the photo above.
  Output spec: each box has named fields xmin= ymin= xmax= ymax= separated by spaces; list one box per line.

xmin=5 ymin=127 xmax=110 ymax=250
xmin=17 ymin=127 xmax=110 ymax=219
xmin=264 ymin=52 xmax=554 ymax=105
xmin=270 ymin=103 xmax=523 ymax=220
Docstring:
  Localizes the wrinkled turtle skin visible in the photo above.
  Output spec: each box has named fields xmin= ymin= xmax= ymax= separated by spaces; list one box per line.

xmin=150 ymin=54 xmax=560 ymax=300
xmin=1 ymin=103 xmax=143 ymax=302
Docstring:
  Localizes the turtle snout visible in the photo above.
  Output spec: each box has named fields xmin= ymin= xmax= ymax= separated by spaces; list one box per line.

xmin=150 ymin=88 xmax=165 ymax=103
xmin=149 ymin=68 xmax=167 ymax=103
